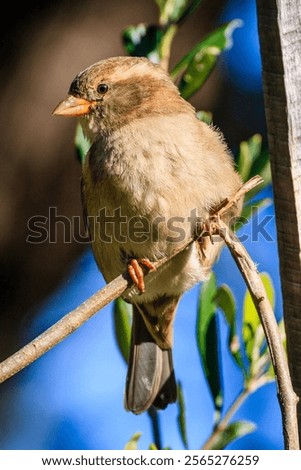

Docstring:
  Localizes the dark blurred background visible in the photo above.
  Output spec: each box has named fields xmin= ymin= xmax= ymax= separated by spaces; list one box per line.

xmin=0 ymin=0 xmax=275 ymax=450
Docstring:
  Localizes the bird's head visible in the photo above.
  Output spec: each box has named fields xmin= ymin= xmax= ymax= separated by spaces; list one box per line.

xmin=53 ymin=56 xmax=193 ymax=139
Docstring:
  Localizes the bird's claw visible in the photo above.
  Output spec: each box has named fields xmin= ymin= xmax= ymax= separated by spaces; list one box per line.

xmin=127 ymin=258 xmax=156 ymax=293
xmin=201 ymin=215 xmax=220 ymax=244
xmin=197 ymin=215 xmax=220 ymax=261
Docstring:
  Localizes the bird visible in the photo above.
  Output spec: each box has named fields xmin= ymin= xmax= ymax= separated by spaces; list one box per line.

xmin=53 ymin=56 xmax=242 ymax=414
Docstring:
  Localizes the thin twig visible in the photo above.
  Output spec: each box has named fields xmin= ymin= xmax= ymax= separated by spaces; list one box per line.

xmin=214 ymin=175 xmax=264 ymax=217
xmin=202 ymin=386 xmax=250 ymax=450
xmin=202 ymin=372 xmax=275 ymax=450
xmin=215 ymin=221 xmax=299 ymax=449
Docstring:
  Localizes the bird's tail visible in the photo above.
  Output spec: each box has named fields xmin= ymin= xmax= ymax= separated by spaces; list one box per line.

xmin=125 ymin=304 xmax=177 ymax=414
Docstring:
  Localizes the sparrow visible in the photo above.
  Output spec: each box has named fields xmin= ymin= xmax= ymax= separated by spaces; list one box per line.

xmin=53 ymin=56 xmax=242 ymax=414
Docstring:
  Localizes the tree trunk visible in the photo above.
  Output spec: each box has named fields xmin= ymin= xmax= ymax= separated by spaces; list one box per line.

xmin=256 ymin=0 xmax=301 ymax=442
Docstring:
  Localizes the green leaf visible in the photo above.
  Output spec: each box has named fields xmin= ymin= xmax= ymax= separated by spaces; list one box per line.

xmin=215 ymin=285 xmax=235 ymax=329
xmin=196 ymin=110 xmax=212 ymax=125
xmin=171 ymin=20 xmax=243 ymax=97
xmin=156 ymin=1 xmax=202 ymax=26
xmin=74 ymin=123 xmax=91 ymax=164
xmin=177 ymin=382 xmax=189 ymax=449
xmin=156 ymin=0 xmax=189 ymax=24
xmin=205 ymin=420 xmax=256 ymax=450
xmin=113 ymin=298 xmax=132 ymax=364
xmin=249 ymin=148 xmax=271 ymax=187
xmin=242 ymin=273 xmax=275 ymax=363
xmin=197 ymin=273 xmax=223 ymax=414
xmin=178 ymin=47 xmax=220 ymax=99
xmin=124 ymin=432 xmax=142 ymax=450
xmin=215 ymin=285 xmax=244 ymax=372
xmin=122 ymin=24 xmax=163 ymax=62
xmin=237 ymin=134 xmax=272 ymax=229
xmin=236 ymin=134 xmax=271 ymax=202
xmin=237 ymin=134 xmax=262 ymax=183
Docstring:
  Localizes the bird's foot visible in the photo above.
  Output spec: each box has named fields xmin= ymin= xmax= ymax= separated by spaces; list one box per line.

xmin=197 ymin=215 xmax=220 ymax=260
xmin=201 ymin=215 xmax=220 ymax=245
xmin=127 ymin=258 xmax=156 ymax=293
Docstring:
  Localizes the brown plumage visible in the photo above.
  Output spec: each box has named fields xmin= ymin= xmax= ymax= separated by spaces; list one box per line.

xmin=53 ymin=56 xmax=242 ymax=414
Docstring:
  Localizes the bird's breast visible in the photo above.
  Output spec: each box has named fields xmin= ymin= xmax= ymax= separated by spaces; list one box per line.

xmin=83 ymin=118 xmax=189 ymax=217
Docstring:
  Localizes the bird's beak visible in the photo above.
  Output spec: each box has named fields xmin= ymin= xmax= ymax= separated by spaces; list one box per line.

xmin=52 ymin=95 xmax=94 ymax=117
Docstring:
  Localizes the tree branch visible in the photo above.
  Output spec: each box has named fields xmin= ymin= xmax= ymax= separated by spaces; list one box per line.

xmin=214 ymin=220 xmax=299 ymax=449
xmin=0 ymin=175 xmax=297 ymax=448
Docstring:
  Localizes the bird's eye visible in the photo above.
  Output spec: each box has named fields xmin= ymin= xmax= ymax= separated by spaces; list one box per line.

xmin=97 ymin=83 xmax=109 ymax=95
